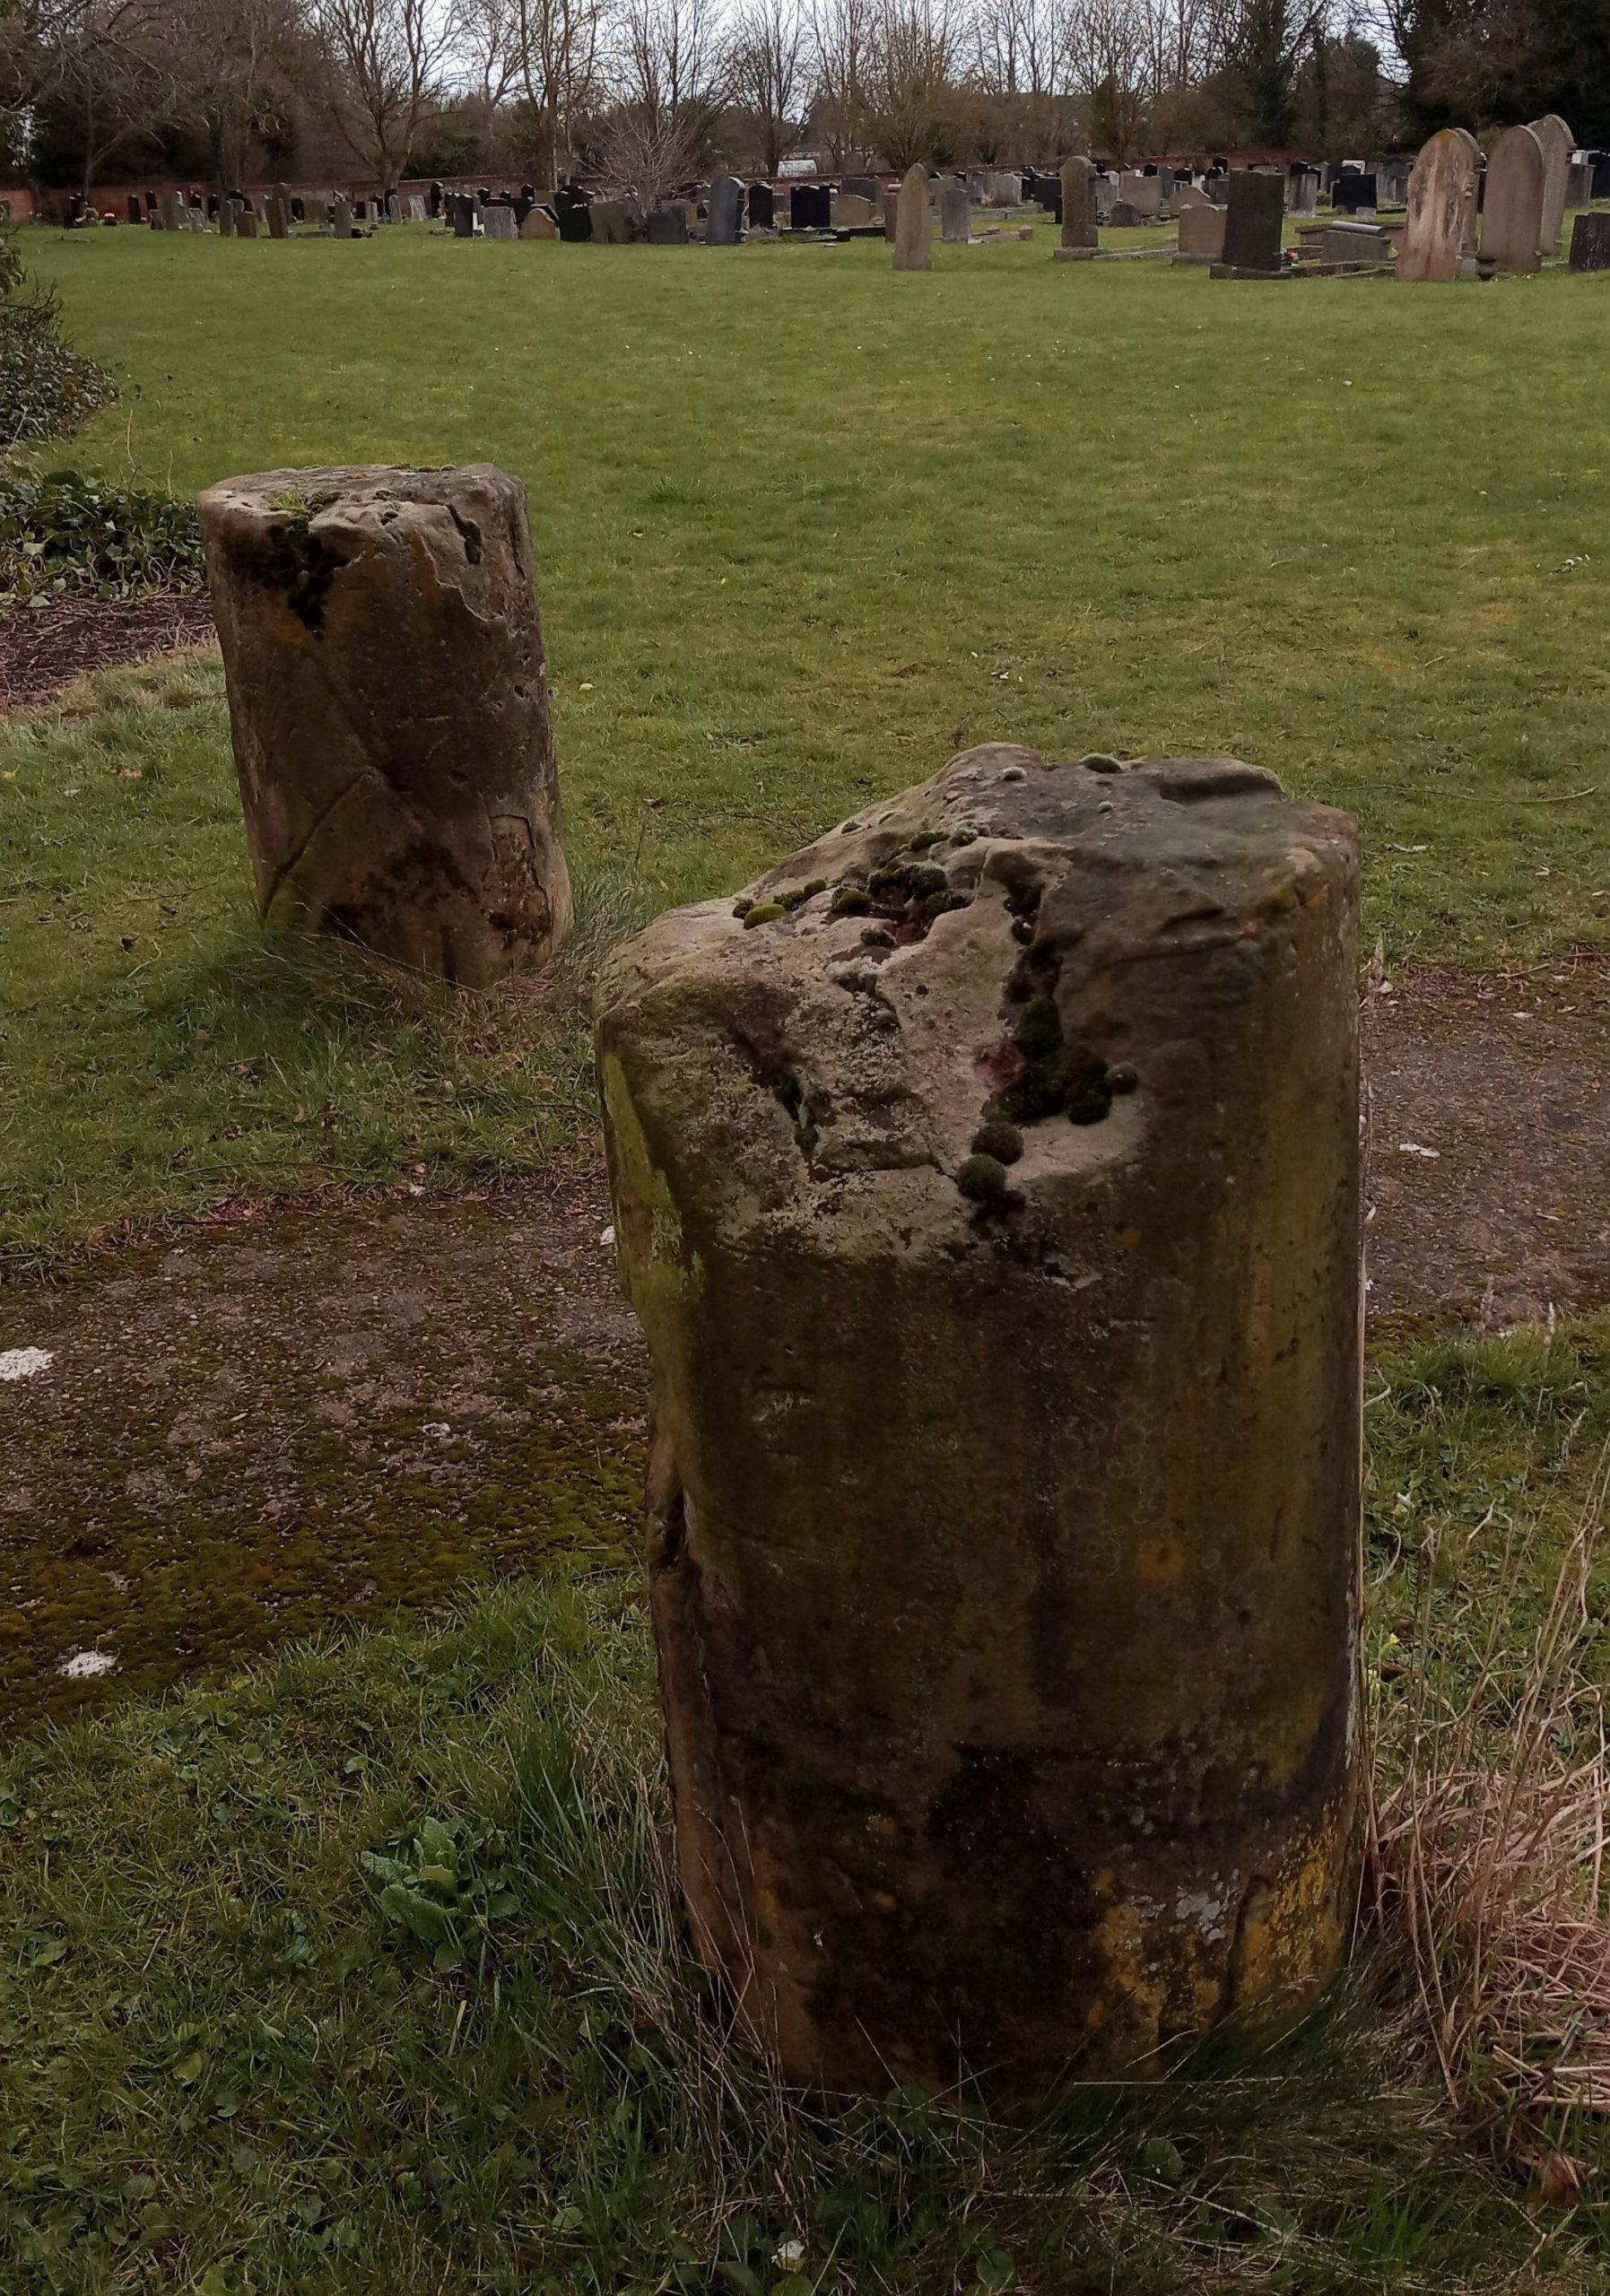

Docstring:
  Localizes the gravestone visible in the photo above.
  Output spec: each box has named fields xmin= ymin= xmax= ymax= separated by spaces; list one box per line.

xmin=1328 ymin=171 xmax=1367 ymax=212
xmin=448 ymin=193 xmax=474 ymax=236
xmin=1109 ymin=200 xmax=1139 ymax=228
xmin=1482 ymin=125 xmax=1545 ymax=274
xmin=197 ymin=463 xmax=572 ymax=990
xmin=1288 ymin=167 xmax=1319 ymax=216
xmin=1569 ymin=211 xmax=1610 ymax=272
xmin=1567 ymin=159 xmax=1593 ymax=210
xmin=332 ymin=196 xmax=354 ymax=238
xmin=647 ymin=205 xmax=689 ymax=245
xmin=596 ymin=744 xmax=1363 ymax=2100
xmin=553 ymin=185 xmax=593 ymax=240
xmin=483 ymin=202 xmax=518 ymax=239
xmin=707 ymin=175 xmax=744 ymax=244
xmin=940 ymin=178 xmax=969 ymax=242
xmin=791 ymin=182 xmax=831 ymax=231
xmin=1055 ymin=156 xmax=1097 ymax=258
xmin=1528 ymin=114 xmax=1574 ymax=255
xmin=1118 ymin=169 xmax=1161 ymax=217
xmin=747 ymin=182 xmax=774 ymax=229
xmin=156 ymin=189 xmax=185 ymax=230
xmin=840 ymin=175 xmax=878 ymax=202
xmin=237 ymin=207 xmax=260 ymax=239
xmin=520 ymin=205 xmax=560 ymax=239
xmin=893 ymin=163 xmax=931 ymax=271
xmin=126 ymin=194 xmax=142 ymax=225
xmin=1397 ymin=127 xmax=1477 ymax=283
xmin=883 ymin=190 xmax=900 ymax=239
xmin=834 ymin=192 xmax=875 ymax=228
xmin=1174 ymin=202 xmax=1226 ymax=262
xmin=1216 ymin=171 xmax=1285 ymax=275
xmin=265 ymin=196 xmax=289 ymax=239
xmin=590 ymin=199 xmax=633 ymax=243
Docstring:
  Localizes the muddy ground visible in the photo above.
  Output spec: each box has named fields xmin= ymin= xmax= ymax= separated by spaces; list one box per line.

xmin=2 ymin=953 xmax=1606 ymax=1735
xmin=0 ymin=596 xmax=214 ymax=712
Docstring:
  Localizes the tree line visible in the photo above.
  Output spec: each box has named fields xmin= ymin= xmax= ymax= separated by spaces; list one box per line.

xmin=3 ymin=0 xmax=1602 ymax=207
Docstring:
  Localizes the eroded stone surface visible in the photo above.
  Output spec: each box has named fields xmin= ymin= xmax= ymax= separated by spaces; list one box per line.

xmin=197 ymin=463 xmax=572 ymax=987
xmin=1482 ymin=126 xmax=1545 ymax=275
xmin=1397 ymin=129 xmax=1476 ymax=283
xmin=597 ymin=745 xmax=1362 ymax=2098
xmin=894 ymin=163 xmax=932 ymax=270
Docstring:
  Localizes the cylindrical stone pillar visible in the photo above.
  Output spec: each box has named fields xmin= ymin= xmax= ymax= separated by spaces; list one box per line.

xmin=597 ymin=747 xmax=1361 ymax=2100
xmin=197 ymin=463 xmax=571 ymax=987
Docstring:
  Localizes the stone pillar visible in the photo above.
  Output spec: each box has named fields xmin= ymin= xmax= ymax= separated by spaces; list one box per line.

xmin=1055 ymin=155 xmax=1098 ymax=259
xmin=197 ymin=464 xmax=571 ymax=987
xmin=1528 ymin=113 xmax=1573 ymax=256
xmin=893 ymin=163 xmax=931 ymax=270
xmin=597 ymin=746 xmax=1362 ymax=2101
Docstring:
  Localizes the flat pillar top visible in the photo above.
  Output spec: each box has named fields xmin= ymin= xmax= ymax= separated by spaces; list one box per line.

xmin=197 ymin=463 xmax=514 ymax=517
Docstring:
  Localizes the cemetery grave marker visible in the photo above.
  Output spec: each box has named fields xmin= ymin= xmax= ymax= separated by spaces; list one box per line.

xmin=893 ymin=163 xmax=931 ymax=270
xmin=1397 ymin=128 xmax=1477 ymax=283
xmin=1054 ymin=156 xmax=1097 ymax=259
xmin=1214 ymin=172 xmax=1286 ymax=277
xmin=1482 ymin=125 xmax=1545 ymax=274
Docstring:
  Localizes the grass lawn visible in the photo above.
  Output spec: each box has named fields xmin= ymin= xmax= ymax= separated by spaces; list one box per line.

xmin=4 ymin=1318 xmax=1610 ymax=2295
xmin=6 ymin=224 xmax=1610 ymax=2293
xmin=4 ymin=220 xmax=1610 ymax=1257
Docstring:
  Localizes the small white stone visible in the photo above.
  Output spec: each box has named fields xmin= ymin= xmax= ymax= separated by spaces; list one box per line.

xmin=600 ymin=1224 xmax=616 ymax=1248
xmin=57 ymin=1648 xmax=117 ymax=1679
xmin=1397 ymin=1142 xmax=1440 ymax=1159
xmin=0 ymin=1346 xmax=53 ymax=1382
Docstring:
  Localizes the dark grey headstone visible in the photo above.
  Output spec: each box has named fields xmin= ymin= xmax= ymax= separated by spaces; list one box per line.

xmin=839 ymin=175 xmax=877 ymax=202
xmin=483 ymin=202 xmax=518 ymax=239
xmin=1109 ymin=200 xmax=1138 ymax=228
xmin=790 ymin=183 xmax=831 ymax=230
xmin=648 ymin=205 xmax=689 ymax=245
xmin=553 ymin=187 xmax=592 ymax=241
xmin=747 ymin=181 xmax=774 ymax=229
xmin=1222 ymin=172 xmax=1285 ymax=272
xmin=707 ymin=175 xmax=744 ymax=244
xmin=1330 ymin=172 xmax=1377 ymax=213
xmin=450 ymin=195 xmax=476 ymax=237
xmin=1570 ymin=211 xmax=1610 ymax=272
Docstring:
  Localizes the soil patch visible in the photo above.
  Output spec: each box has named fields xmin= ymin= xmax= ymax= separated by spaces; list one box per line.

xmin=0 ymin=595 xmax=214 ymax=712
xmin=3 ymin=957 xmax=1607 ymax=1738
xmin=1363 ymin=954 xmax=1610 ymax=1331
xmin=0 ymin=1170 xmax=643 ymax=1734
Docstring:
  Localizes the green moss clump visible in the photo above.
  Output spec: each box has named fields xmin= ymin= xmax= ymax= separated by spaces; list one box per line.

xmin=956 ymin=1153 xmax=1009 ymax=1202
xmin=831 ymin=885 xmax=873 ymax=917
xmin=803 ymin=877 xmax=829 ymax=897
xmin=779 ymin=887 xmax=810 ymax=911
xmin=971 ymin=1118 xmax=1023 ymax=1165
xmin=1080 ymin=752 xmax=1125 ymax=774
xmin=743 ymin=902 xmax=786 ymax=928
xmin=907 ymin=830 xmax=944 ymax=849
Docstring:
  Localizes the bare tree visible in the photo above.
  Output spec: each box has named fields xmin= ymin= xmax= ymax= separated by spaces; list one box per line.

xmin=594 ymin=0 xmax=728 ymax=197
xmin=727 ymin=0 xmax=804 ymax=174
xmin=160 ymin=0 xmax=303 ymax=193
xmin=860 ymin=0 xmax=960 ymax=167
xmin=314 ymin=0 xmax=457 ymax=188
xmin=460 ymin=0 xmax=604 ymax=181
xmin=805 ymin=0 xmax=874 ymax=164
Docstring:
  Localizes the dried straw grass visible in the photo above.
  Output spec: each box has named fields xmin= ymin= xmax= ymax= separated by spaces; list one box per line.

xmin=1368 ymin=1438 xmax=1610 ymax=2131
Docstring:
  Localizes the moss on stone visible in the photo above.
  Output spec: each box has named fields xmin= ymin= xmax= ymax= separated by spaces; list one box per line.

xmin=831 ymin=886 xmax=873 ymax=917
xmin=955 ymin=1152 xmax=1010 ymax=1201
xmin=743 ymin=903 xmax=787 ymax=928
xmin=971 ymin=1119 xmax=1023 ymax=1165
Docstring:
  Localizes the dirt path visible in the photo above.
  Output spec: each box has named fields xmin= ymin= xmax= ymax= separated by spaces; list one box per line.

xmin=3 ymin=960 xmax=1606 ymax=1736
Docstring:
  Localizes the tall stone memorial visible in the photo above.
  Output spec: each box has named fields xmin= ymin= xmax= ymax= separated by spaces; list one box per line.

xmin=940 ymin=178 xmax=969 ymax=242
xmin=1529 ymin=114 xmax=1574 ymax=256
xmin=1396 ymin=127 xmax=1478 ymax=283
xmin=596 ymin=746 xmax=1363 ymax=2099
xmin=1214 ymin=172 xmax=1285 ymax=277
xmin=1482 ymin=126 xmax=1545 ymax=274
xmin=1054 ymin=156 xmax=1097 ymax=259
xmin=707 ymin=176 xmax=744 ymax=245
xmin=196 ymin=464 xmax=571 ymax=988
xmin=893 ymin=163 xmax=931 ymax=271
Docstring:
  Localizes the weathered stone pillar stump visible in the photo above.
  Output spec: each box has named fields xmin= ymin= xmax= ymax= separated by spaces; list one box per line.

xmin=197 ymin=463 xmax=571 ymax=986
xmin=597 ymin=747 xmax=1362 ymax=2100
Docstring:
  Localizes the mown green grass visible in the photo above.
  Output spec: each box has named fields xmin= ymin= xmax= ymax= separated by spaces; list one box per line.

xmin=4 ymin=223 xmax=1609 ymax=1257
xmin=4 ymin=1320 xmax=1610 ymax=2295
